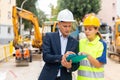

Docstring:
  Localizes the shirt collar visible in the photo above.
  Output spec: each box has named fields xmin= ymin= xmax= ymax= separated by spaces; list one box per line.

xmin=59 ymin=30 xmax=62 ymax=37
xmin=58 ymin=30 xmax=69 ymax=38
xmin=86 ymin=35 xmax=100 ymax=45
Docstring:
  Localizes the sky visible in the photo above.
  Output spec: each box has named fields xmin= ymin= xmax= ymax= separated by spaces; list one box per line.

xmin=37 ymin=0 xmax=57 ymax=16
xmin=37 ymin=0 xmax=120 ymax=18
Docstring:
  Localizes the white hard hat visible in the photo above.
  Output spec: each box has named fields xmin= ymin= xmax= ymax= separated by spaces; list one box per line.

xmin=57 ymin=9 xmax=75 ymax=22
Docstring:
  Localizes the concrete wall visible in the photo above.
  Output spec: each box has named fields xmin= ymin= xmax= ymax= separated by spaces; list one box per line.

xmin=0 ymin=25 xmax=14 ymax=44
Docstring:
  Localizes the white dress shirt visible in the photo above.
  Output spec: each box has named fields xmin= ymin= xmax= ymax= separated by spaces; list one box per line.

xmin=57 ymin=30 xmax=68 ymax=76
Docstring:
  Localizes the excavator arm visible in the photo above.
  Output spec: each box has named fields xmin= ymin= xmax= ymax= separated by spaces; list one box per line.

xmin=12 ymin=6 xmax=19 ymax=47
xmin=12 ymin=6 xmax=42 ymax=48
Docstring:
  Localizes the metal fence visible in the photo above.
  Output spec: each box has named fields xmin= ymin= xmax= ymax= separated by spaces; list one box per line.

xmin=0 ymin=42 xmax=14 ymax=62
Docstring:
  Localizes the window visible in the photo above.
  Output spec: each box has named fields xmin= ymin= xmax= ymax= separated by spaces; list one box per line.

xmin=112 ymin=17 xmax=115 ymax=21
xmin=9 ymin=0 xmax=11 ymax=4
xmin=0 ymin=10 xmax=1 ymax=17
xmin=112 ymin=3 xmax=115 ymax=6
xmin=8 ymin=27 xmax=11 ymax=34
xmin=118 ymin=25 xmax=120 ymax=32
xmin=8 ymin=11 xmax=11 ymax=19
xmin=99 ymin=25 xmax=109 ymax=34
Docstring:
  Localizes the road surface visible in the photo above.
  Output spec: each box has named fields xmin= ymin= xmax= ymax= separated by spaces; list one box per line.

xmin=0 ymin=54 xmax=120 ymax=80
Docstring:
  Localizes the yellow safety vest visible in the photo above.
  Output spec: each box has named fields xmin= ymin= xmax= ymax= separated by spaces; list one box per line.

xmin=77 ymin=36 xmax=106 ymax=80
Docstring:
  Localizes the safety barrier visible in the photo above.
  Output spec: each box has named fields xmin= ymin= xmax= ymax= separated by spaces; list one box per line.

xmin=0 ymin=42 xmax=14 ymax=62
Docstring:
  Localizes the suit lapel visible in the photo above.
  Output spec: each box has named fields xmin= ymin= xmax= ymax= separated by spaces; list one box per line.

xmin=54 ymin=32 xmax=61 ymax=54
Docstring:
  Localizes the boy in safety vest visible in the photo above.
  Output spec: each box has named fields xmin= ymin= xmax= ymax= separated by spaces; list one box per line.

xmin=77 ymin=13 xmax=107 ymax=80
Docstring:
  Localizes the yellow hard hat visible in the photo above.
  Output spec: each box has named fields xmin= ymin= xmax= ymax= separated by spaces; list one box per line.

xmin=83 ymin=13 xmax=100 ymax=27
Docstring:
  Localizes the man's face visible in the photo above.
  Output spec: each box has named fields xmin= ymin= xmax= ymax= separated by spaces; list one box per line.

xmin=58 ymin=22 xmax=72 ymax=37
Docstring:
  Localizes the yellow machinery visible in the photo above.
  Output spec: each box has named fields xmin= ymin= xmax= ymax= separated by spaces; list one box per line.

xmin=12 ymin=6 xmax=42 ymax=63
xmin=42 ymin=21 xmax=58 ymax=36
xmin=52 ymin=21 xmax=58 ymax=32
xmin=12 ymin=6 xmax=42 ymax=48
xmin=108 ymin=18 xmax=120 ymax=62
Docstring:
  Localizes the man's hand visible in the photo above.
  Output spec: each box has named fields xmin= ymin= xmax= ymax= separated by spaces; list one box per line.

xmin=61 ymin=51 xmax=74 ymax=68
xmin=61 ymin=58 xmax=72 ymax=68
xmin=65 ymin=51 xmax=75 ymax=57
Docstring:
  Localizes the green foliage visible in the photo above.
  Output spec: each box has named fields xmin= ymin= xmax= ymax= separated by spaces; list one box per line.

xmin=16 ymin=0 xmax=37 ymax=30
xmin=37 ymin=9 xmax=47 ymax=27
xmin=57 ymin=0 xmax=101 ymax=23
xmin=50 ymin=4 xmax=58 ymax=21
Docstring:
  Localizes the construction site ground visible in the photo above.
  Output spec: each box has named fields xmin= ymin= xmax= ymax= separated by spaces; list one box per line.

xmin=0 ymin=53 xmax=120 ymax=80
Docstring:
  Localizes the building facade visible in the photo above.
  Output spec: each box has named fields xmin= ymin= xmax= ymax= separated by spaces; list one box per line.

xmin=98 ymin=0 xmax=117 ymax=27
xmin=0 ymin=0 xmax=16 ymax=44
xmin=117 ymin=0 xmax=120 ymax=17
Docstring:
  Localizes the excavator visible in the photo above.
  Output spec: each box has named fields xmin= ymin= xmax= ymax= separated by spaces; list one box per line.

xmin=12 ymin=6 xmax=42 ymax=65
xmin=42 ymin=21 xmax=58 ymax=36
xmin=108 ymin=18 xmax=120 ymax=62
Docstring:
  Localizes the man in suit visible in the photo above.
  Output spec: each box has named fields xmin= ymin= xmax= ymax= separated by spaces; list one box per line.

xmin=38 ymin=9 xmax=79 ymax=80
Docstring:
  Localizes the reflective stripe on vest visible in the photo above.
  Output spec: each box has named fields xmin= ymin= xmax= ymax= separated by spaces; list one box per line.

xmin=77 ymin=76 xmax=104 ymax=80
xmin=78 ymin=60 xmax=104 ymax=80
xmin=79 ymin=60 xmax=104 ymax=72
xmin=78 ymin=70 xmax=104 ymax=78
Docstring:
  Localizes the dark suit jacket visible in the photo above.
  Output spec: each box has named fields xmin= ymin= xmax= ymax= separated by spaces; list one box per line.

xmin=38 ymin=31 xmax=79 ymax=80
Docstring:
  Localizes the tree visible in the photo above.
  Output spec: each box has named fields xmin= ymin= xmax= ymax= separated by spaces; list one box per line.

xmin=16 ymin=0 xmax=38 ymax=30
xmin=37 ymin=9 xmax=47 ymax=27
xmin=57 ymin=0 xmax=101 ymax=24
xmin=50 ymin=4 xmax=58 ymax=21
xmin=16 ymin=0 xmax=46 ymax=30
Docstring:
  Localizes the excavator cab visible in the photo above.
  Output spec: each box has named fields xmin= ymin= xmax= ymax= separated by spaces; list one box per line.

xmin=114 ymin=19 xmax=120 ymax=53
xmin=42 ymin=21 xmax=58 ymax=36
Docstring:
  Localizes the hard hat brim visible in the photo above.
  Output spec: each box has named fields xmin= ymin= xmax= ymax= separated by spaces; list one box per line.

xmin=58 ymin=20 xmax=75 ymax=22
